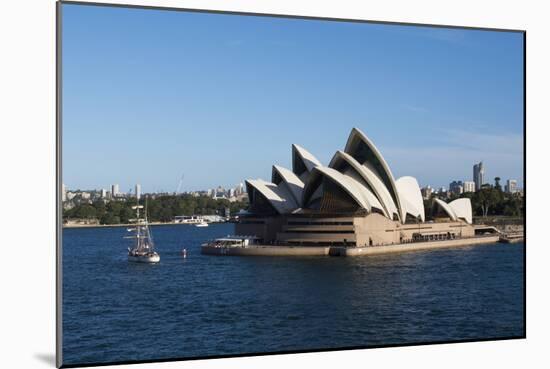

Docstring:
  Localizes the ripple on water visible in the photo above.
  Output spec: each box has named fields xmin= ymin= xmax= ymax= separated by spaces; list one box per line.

xmin=62 ymin=225 xmax=524 ymax=365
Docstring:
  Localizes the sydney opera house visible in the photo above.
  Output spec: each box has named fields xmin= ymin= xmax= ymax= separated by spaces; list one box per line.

xmin=235 ymin=128 xmax=477 ymax=248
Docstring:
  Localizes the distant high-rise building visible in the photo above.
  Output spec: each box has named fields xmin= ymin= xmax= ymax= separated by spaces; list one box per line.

xmin=213 ymin=186 xmax=227 ymax=199
xmin=505 ymin=179 xmax=518 ymax=194
xmin=449 ymin=181 xmax=464 ymax=195
xmin=463 ymin=181 xmax=475 ymax=193
xmin=62 ymin=184 xmax=67 ymax=202
xmin=111 ymin=184 xmax=119 ymax=198
xmin=473 ymin=162 xmax=485 ymax=191
xmin=135 ymin=184 xmax=141 ymax=199
xmin=101 ymin=189 xmax=107 ymax=198
xmin=421 ymin=185 xmax=433 ymax=200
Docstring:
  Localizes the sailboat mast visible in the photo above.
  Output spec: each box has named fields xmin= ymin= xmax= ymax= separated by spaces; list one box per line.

xmin=126 ymin=185 xmax=159 ymax=262
xmin=145 ymin=196 xmax=154 ymax=250
xmin=136 ymin=193 xmax=141 ymax=250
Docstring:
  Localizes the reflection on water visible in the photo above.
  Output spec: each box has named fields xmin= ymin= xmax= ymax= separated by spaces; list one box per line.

xmin=62 ymin=223 xmax=524 ymax=365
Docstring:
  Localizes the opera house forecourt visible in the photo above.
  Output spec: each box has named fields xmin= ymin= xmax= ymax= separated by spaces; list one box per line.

xmin=201 ymin=128 xmax=501 ymax=256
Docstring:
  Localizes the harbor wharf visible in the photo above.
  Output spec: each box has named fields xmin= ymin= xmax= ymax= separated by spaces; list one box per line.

xmin=201 ymin=234 xmax=503 ymax=257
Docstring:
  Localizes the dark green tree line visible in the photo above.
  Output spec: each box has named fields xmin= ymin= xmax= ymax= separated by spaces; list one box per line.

xmin=424 ymin=186 xmax=524 ymax=219
xmin=63 ymin=195 xmax=248 ymax=225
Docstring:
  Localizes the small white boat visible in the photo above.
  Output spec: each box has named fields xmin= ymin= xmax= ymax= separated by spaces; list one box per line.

xmin=174 ymin=215 xmax=205 ymax=224
xmin=128 ymin=249 xmax=160 ymax=263
xmin=126 ymin=196 xmax=160 ymax=263
xmin=195 ymin=221 xmax=209 ymax=227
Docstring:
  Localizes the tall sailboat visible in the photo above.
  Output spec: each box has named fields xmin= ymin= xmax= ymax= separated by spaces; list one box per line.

xmin=126 ymin=195 xmax=160 ymax=263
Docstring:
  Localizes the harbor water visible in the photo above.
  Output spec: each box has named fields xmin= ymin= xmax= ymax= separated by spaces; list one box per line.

xmin=62 ymin=223 xmax=524 ymax=366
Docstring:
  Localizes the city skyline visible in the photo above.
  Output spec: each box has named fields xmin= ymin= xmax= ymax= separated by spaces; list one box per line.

xmin=62 ymin=5 xmax=524 ymax=192
xmin=62 ymin=164 xmax=523 ymax=198
xmin=62 ymin=181 xmax=246 ymax=195
xmin=61 ymin=159 xmax=522 ymax=195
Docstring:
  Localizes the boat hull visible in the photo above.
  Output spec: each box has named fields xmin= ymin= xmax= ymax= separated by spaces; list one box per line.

xmin=128 ymin=254 xmax=160 ymax=263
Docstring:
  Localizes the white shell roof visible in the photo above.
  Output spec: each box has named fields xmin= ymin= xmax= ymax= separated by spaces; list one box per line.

xmin=434 ymin=198 xmax=472 ymax=224
xmin=395 ymin=176 xmax=425 ymax=222
xmin=245 ymin=179 xmax=298 ymax=214
xmin=329 ymin=150 xmax=399 ymax=220
xmin=449 ymin=198 xmax=473 ymax=224
xmin=434 ymin=198 xmax=458 ymax=221
xmin=272 ymin=165 xmax=305 ymax=206
xmin=344 ymin=127 xmax=403 ymax=219
xmin=244 ymin=127 xmax=471 ymax=224
xmin=304 ymin=166 xmax=384 ymax=212
xmin=292 ymin=144 xmax=322 ymax=173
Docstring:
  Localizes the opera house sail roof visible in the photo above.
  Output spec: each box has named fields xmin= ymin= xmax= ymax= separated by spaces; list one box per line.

xmin=245 ymin=128 xmax=472 ymax=224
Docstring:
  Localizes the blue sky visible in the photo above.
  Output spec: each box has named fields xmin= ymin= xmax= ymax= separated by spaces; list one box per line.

xmin=62 ymin=4 xmax=524 ymax=193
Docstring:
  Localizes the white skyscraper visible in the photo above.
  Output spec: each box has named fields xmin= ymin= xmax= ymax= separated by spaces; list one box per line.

xmin=506 ymin=179 xmax=518 ymax=194
xmin=101 ymin=189 xmax=107 ymax=198
xmin=463 ymin=181 xmax=475 ymax=193
xmin=62 ymin=184 xmax=67 ymax=202
xmin=135 ymin=184 xmax=141 ymax=200
xmin=111 ymin=184 xmax=119 ymax=198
